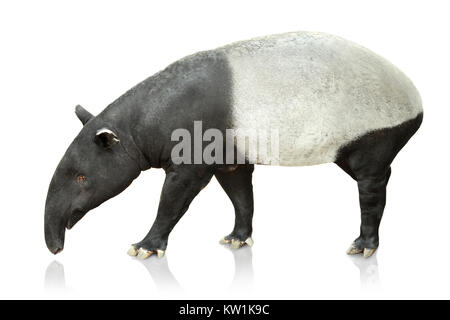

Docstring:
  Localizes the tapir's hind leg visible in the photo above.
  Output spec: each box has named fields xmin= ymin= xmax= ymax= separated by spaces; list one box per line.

xmin=337 ymin=150 xmax=393 ymax=258
xmin=348 ymin=168 xmax=391 ymax=258
xmin=336 ymin=112 xmax=422 ymax=258
xmin=215 ymin=164 xmax=254 ymax=249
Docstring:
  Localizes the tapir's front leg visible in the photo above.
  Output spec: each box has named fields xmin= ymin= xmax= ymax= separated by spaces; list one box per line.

xmin=128 ymin=165 xmax=214 ymax=259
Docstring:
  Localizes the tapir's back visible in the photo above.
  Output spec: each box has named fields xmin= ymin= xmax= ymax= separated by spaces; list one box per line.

xmin=217 ymin=32 xmax=422 ymax=166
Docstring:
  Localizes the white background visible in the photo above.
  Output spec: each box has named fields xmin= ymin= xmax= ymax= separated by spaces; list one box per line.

xmin=0 ymin=0 xmax=449 ymax=299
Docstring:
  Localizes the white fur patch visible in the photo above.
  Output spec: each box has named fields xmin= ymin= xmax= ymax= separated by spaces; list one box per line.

xmin=96 ymin=128 xmax=115 ymax=136
xmin=220 ymin=32 xmax=422 ymax=166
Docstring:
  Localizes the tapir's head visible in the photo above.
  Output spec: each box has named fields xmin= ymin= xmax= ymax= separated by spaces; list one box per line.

xmin=45 ymin=105 xmax=141 ymax=254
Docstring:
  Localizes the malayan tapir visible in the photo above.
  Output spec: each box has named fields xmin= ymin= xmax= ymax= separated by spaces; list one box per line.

xmin=45 ymin=32 xmax=423 ymax=259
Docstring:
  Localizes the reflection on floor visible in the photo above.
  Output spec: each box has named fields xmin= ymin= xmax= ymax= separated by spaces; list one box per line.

xmin=45 ymin=247 xmax=376 ymax=294
xmin=228 ymin=246 xmax=254 ymax=292
xmin=45 ymin=261 xmax=66 ymax=290
xmin=44 ymin=247 xmax=254 ymax=294
xmin=138 ymin=256 xmax=182 ymax=292
xmin=348 ymin=252 xmax=380 ymax=289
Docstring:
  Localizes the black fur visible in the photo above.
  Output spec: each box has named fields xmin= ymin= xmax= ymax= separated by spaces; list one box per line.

xmin=335 ymin=112 xmax=423 ymax=250
xmin=216 ymin=165 xmax=254 ymax=242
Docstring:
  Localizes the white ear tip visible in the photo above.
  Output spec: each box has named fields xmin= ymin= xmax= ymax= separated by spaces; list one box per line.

xmin=95 ymin=128 xmax=120 ymax=147
xmin=96 ymin=128 xmax=115 ymax=136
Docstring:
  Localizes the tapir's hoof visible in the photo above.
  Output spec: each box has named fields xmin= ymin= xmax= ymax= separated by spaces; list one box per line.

xmin=346 ymin=244 xmax=363 ymax=255
xmin=127 ymin=245 xmax=139 ymax=256
xmin=346 ymin=243 xmax=377 ymax=258
xmin=220 ymin=237 xmax=254 ymax=249
xmin=363 ymin=248 xmax=376 ymax=258
xmin=156 ymin=249 xmax=165 ymax=258
xmin=137 ymin=248 xmax=154 ymax=260
xmin=128 ymin=246 xmax=165 ymax=260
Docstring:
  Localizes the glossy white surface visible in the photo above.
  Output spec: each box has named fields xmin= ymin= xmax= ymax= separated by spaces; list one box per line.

xmin=0 ymin=0 xmax=449 ymax=299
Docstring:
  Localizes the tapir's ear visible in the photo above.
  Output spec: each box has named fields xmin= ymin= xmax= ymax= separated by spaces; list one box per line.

xmin=75 ymin=105 xmax=94 ymax=125
xmin=95 ymin=128 xmax=120 ymax=149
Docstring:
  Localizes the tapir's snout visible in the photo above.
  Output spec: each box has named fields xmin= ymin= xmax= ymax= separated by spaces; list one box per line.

xmin=44 ymin=194 xmax=68 ymax=255
xmin=45 ymin=207 xmax=90 ymax=254
xmin=46 ymin=239 xmax=64 ymax=255
xmin=44 ymin=216 xmax=66 ymax=255
xmin=44 ymin=223 xmax=65 ymax=255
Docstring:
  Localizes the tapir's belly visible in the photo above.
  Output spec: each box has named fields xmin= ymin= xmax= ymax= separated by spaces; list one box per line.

xmin=221 ymin=32 xmax=422 ymax=166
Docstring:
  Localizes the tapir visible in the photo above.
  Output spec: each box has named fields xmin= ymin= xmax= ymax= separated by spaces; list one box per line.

xmin=45 ymin=32 xmax=423 ymax=259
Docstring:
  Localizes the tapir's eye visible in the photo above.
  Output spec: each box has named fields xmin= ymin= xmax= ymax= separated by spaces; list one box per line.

xmin=77 ymin=175 xmax=87 ymax=183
